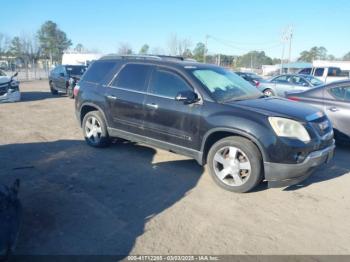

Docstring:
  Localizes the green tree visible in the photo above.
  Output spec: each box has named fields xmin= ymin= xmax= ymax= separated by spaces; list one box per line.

xmin=9 ymin=37 xmax=23 ymax=58
xmin=183 ymin=48 xmax=193 ymax=58
xmin=37 ymin=20 xmax=72 ymax=65
xmin=193 ymin=42 xmax=207 ymax=62
xmin=298 ymin=46 xmax=328 ymax=62
xmin=343 ymin=52 xmax=350 ymax=61
xmin=236 ymin=51 xmax=273 ymax=69
xmin=74 ymin=43 xmax=84 ymax=53
xmin=139 ymin=44 xmax=149 ymax=55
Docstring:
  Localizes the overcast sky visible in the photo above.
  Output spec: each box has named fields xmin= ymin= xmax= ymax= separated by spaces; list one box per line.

xmin=1 ymin=0 xmax=350 ymax=59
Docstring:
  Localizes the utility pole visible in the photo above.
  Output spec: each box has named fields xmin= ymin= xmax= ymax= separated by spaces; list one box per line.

xmin=288 ymin=26 xmax=293 ymax=73
xmin=204 ymin=35 xmax=209 ymax=63
xmin=280 ymin=25 xmax=292 ymax=74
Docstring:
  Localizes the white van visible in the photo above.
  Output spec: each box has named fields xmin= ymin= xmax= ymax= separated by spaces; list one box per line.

xmin=299 ymin=67 xmax=349 ymax=83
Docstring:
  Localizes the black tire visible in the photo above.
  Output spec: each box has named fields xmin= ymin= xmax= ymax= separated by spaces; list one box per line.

xmin=50 ymin=81 xmax=58 ymax=95
xmin=263 ymin=88 xmax=275 ymax=97
xmin=207 ymin=136 xmax=262 ymax=193
xmin=82 ymin=111 xmax=110 ymax=148
xmin=67 ymin=87 xmax=74 ymax=99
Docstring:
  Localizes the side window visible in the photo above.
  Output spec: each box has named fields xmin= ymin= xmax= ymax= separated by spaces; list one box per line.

xmin=273 ymin=75 xmax=289 ymax=83
xmin=314 ymin=68 xmax=325 ymax=77
xmin=83 ymin=61 xmax=117 ymax=83
xmin=149 ymin=69 xmax=192 ymax=98
xmin=112 ymin=64 xmax=151 ymax=92
xmin=291 ymin=76 xmax=308 ymax=86
xmin=329 ymin=86 xmax=350 ymax=101
xmin=327 ymin=67 xmax=341 ymax=77
xmin=299 ymin=68 xmax=311 ymax=75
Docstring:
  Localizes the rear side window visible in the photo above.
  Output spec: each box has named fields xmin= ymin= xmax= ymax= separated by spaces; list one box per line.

xmin=149 ymin=69 xmax=192 ymax=98
xmin=327 ymin=67 xmax=342 ymax=77
xmin=112 ymin=64 xmax=152 ymax=92
xmin=314 ymin=68 xmax=324 ymax=77
xmin=329 ymin=86 xmax=350 ymax=101
xmin=83 ymin=61 xmax=116 ymax=83
xmin=299 ymin=68 xmax=311 ymax=75
xmin=273 ymin=75 xmax=290 ymax=83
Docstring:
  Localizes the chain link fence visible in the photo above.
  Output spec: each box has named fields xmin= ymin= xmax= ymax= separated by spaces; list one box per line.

xmin=0 ymin=59 xmax=50 ymax=81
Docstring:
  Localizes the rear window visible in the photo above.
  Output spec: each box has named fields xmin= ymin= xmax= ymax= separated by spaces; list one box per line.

xmin=83 ymin=61 xmax=117 ymax=83
xmin=65 ymin=66 xmax=86 ymax=76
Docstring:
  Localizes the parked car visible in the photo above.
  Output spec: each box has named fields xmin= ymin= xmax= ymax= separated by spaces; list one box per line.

xmin=286 ymin=80 xmax=350 ymax=143
xmin=74 ymin=55 xmax=335 ymax=193
xmin=235 ymin=72 xmax=267 ymax=87
xmin=0 ymin=71 xmax=20 ymax=103
xmin=258 ymin=74 xmax=324 ymax=97
xmin=299 ymin=67 xmax=349 ymax=84
xmin=49 ymin=65 xmax=87 ymax=96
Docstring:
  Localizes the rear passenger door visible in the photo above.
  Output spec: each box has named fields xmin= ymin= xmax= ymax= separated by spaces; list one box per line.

xmin=106 ymin=63 xmax=153 ymax=135
xmin=142 ymin=67 xmax=202 ymax=149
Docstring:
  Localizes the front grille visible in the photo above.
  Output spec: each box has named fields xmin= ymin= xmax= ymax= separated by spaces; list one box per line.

xmin=0 ymin=83 xmax=9 ymax=96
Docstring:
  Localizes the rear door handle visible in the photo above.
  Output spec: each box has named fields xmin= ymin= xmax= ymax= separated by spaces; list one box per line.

xmin=146 ymin=103 xmax=158 ymax=109
xmin=106 ymin=95 xmax=117 ymax=100
xmin=327 ymin=106 xmax=339 ymax=112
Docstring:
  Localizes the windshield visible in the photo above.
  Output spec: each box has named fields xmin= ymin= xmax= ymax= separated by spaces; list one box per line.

xmin=303 ymin=75 xmax=324 ymax=86
xmin=65 ymin=66 xmax=87 ymax=76
xmin=191 ymin=68 xmax=262 ymax=102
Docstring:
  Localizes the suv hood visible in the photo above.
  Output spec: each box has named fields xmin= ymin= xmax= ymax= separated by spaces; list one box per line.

xmin=227 ymin=97 xmax=322 ymax=121
xmin=0 ymin=76 xmax=11 ymax=84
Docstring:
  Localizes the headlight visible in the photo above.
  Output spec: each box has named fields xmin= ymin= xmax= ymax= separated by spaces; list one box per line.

xmin=268 ymin=117 xmax=311 ymax=142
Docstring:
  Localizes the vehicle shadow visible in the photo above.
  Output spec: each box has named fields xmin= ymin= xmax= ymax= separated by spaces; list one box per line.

xmin=284 ymin=145 xmax=350 ymax=191
xmin=0 ymin=139 xmax=203 ymax=256
xmin=20 ymin=91 xmax=66 ymax=102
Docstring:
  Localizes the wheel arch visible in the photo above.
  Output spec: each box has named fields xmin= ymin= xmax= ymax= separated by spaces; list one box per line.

xmin=79 ymin=103 xmax=108 ymax=127
xmin=200 ymin=128 xmax=267 ymax=165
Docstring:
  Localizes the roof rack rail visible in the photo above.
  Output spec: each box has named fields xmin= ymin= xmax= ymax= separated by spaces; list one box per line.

xmin=101 ymin=54 xmax=197 ymax=62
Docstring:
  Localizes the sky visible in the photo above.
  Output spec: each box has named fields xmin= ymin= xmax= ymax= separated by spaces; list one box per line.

xmin=1 ymin=0 xmax=350 ymax=60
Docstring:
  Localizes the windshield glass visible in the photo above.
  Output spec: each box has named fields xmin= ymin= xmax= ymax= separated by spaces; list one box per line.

xmin=65 ymin=66 xmax=87 ymax=76
xmin=191 ymin=68 xmax=262 ymax=102
xmin=303 ymin=75 xmax=324 ymax=86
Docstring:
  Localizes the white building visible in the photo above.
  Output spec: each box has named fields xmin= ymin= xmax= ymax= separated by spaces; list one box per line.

xmin=62 ymin=52 xmax=103 ymax=66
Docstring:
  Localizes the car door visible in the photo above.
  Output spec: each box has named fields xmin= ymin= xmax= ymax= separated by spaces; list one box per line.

xmin=105 ymin=63 xmax=153 ymax=135
xmin=56 ymin=66 xmax=67 ymax=91
xmin=272 ymin=75 xmax=293 ymax=96
xmin=142 ymin=67 xmax=202 ymax=149
xmin=324 ymin=85 xmax=350 ymax=139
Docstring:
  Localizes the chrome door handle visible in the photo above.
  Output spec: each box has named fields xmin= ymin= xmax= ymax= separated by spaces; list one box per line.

xmin=328 ymin=107 xmax=339 ymax=112
xmin=146 ymin=103 xmax=158 ymax=109
xmin=106 ymin=95 xmax=117 ymax=100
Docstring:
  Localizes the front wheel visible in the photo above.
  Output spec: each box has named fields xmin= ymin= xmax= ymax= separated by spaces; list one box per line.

xmin=50 ymin=82 xmax=58 ymax=95
xmin=82 ymin=111 xmax=110 ymax=147
xmin=207 ymin=136 xmax=262 ymax=193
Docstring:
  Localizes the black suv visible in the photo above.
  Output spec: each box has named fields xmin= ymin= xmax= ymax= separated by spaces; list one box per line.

xmin=74 ymin=55 xmax=335 ymax=193
xmin=49 ymin=65 xmax=87 ymax=98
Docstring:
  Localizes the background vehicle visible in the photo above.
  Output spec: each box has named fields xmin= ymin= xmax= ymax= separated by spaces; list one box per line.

xmin=299 ymin=67 xmax=349 ymax=83
xmin=74 ymin=55 xmax=334 ymax=193
xmin=286 ymin=80 xmax=350 ymax=143
xmin=0 ymin=71 xmax=20 ymax=103
xmin=49 ymin=65 xmax=87 ymax=96
xmin=258 ymin=74 xmax=324 ymax=97
xmin=235 ymin=72 xmax=267 ymax=87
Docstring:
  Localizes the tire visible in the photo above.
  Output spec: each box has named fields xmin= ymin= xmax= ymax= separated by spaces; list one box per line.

xmin=263 ymin=88 xmax=275 ymax=97
xmin=67 ymin=87 xmax=74 ymax=99
xmin=50 ymin=81 xmax=58 ymax=95
xmin=207 ymin=136 xmax=262 ymax=193
xmin=82 ymin=111 xmax=110 ymax=148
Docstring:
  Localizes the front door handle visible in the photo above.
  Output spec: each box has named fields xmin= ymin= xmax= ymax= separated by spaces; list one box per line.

xmin=106 ymin=95 xmax=117 ymax=100
xmin=327 ymin=106 xmax=339 ymax=112
xmin=146 ymin=103 xmax=158 ymax=109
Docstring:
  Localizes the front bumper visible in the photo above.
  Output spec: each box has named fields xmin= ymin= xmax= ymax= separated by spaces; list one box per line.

xmin=0 ymin=90 xmax=21 ymax=103
xmin=264 ymin=141 xmax=336 ymax=188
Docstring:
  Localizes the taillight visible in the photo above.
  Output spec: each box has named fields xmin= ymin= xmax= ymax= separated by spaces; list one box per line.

xmin=255 ymin=81 xmax=260 ymax=87
xmin=73 ymin=85 xmax=80 ymax=97
xmin=288 ymin=96 xmax=301 ymax=101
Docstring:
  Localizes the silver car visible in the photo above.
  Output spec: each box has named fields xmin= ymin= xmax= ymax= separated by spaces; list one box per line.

xmin=258 ymin=74 xmax=324 ymax=97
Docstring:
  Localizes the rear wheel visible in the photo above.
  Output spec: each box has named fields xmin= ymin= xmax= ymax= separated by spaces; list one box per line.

xmin=207 ymin=136 xmax=262 ymax=193
xmin=50 ymin=81 xmax=58 ymax=95
xmin=82 ymin=111 xmax=110 ymax=147
xmin=263 ymin=88 xmax=275 ymax=97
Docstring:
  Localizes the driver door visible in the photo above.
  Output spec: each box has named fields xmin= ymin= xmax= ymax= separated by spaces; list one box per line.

xmin=142 ymin=67 xmax=202 ymax=149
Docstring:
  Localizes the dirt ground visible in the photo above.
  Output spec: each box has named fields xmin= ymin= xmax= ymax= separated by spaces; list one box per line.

xmin=0 ymin=80 xmax=350 ymax=256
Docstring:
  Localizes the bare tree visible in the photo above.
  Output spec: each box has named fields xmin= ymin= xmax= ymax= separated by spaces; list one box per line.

xmin=167 ymin=34 xmax=178 ymax=56
xmin=118 ymin=42 xmax=133 ymax=55
xmin=167 ymin=34 xmax=192 ymax=56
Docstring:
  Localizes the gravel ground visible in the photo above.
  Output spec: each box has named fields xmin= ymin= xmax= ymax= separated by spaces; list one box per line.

xmin=0 ymin=80 xmax=350 ymax=256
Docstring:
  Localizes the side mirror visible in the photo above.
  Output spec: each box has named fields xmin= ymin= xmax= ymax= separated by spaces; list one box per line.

xmin=175 ymin=90 xmax=199 ymax=104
